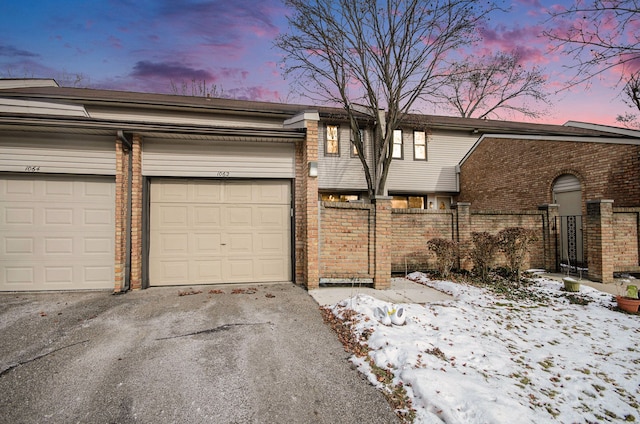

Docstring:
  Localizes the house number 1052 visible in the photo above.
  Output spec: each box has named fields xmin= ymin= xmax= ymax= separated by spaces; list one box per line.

xmin=216 ymin=171 xmax=230 ymax=177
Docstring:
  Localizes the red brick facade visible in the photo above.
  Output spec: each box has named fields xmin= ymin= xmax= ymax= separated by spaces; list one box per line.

xmin=320 ymin=202 xmax=373 ymax=279
xmin=458 ymin=137 xmax=640 ymax=210
xmin=391 ymin=209 xmax=454 ymax=273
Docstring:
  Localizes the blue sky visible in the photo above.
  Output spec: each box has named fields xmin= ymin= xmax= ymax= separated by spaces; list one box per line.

xmin=0 ymin=0 xmax=632 ymax=126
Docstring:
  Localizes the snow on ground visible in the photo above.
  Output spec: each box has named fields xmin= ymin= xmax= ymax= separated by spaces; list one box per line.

xmin=327 ymin=272 xmax=639 ymax=423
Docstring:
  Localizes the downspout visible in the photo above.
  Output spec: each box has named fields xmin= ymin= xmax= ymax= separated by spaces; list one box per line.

xmin=117 ymin=130 xmax=133 ymax=292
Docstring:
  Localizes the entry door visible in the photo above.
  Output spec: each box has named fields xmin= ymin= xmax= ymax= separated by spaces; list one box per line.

xmin=149 ymin=179 xmax=291 ymax=285
xmin=553 ymin=175 xmax=584 ymax=269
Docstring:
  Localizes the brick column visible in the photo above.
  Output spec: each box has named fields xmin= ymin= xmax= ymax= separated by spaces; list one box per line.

xmin=114 ymin=138 xmax=127 ymax=292
xmin=304 ymin=121 xmax=319 ymax=289
xmin=538 ymin=203 xmax=559 ymax=272
xmin=286 ymin=111 xmax=320 ymax=289
xmin=586 ymin=199 xmax=614 ymax=283
xmin=130 ymin=134 xmax=144 ymax=290
xmin=373 ymin=196 xmax=392 ymax=289
xmin=455 ymin=202 xmax=472 ymax=271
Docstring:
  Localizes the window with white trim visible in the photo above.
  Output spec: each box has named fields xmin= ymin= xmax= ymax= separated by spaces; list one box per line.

xmin=392 ymin=129 xmax=403 ymax=159
xmin=414 ymin=130 xmax=426 ymax=160
xmin=325 ymin=125 xmax=339 ymax=156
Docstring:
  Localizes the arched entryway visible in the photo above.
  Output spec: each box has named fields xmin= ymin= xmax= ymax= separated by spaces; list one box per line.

xmin=552 ymin=174 xmax=585 ymax=272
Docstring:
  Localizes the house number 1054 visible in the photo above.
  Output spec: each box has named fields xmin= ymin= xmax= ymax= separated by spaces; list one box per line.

xmin=25 ymin=165 xmax=41 ymax=172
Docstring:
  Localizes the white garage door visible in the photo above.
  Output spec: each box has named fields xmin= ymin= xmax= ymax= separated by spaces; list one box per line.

xmin=149 ymin=179 xmax=291 ymax=285
xmin=0 ymin=174 xmax=115 ymax=291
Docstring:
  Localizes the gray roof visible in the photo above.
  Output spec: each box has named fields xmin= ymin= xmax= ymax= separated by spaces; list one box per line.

xmin=0 ymin=84 xmax=631 ymax=138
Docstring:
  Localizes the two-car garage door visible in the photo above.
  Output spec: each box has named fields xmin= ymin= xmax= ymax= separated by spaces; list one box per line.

xmin=149 ymin=179 xmax=291 ymax=285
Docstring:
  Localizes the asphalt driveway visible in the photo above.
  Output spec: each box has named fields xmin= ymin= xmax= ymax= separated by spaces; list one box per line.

xmin=0 ymin=284 xmax=398 ymax=424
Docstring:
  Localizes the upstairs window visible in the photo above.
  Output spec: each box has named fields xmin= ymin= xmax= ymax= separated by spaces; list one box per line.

xmin=392 ymin=129 xmax=403 ymax=159
xmin=325 ymin=125 xmax=339 ymax=156
xmin=414 ymin=131 xmax=426 ymax=160
xmin=351 ymin=129 xmax=364 ymax=158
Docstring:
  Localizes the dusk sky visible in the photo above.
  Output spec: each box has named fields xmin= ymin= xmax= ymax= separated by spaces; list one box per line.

xmin=0 ymin=0 xmax=633 ymax=126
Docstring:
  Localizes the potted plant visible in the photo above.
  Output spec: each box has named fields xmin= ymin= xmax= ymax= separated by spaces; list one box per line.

xmin=563 ymin=276 xmax=581 ymax=292
xmin=616 ymin=284 xmax=640 ymax=314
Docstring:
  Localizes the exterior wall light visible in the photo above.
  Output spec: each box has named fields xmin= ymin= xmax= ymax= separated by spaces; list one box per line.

xmin=308 ymin=161 xmax=318 ymax=177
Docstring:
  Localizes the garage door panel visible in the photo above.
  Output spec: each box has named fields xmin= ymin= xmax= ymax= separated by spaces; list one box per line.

xmin=84 ymin=238 xmax=113 ymax=254
xmin=256 ymin=206 xmax=288 ymax=226
xmin=254 ymin=183 xmax=290 ymax=204
xmin=259 ymin=259 xmax=288 ymax=279
xmin=152 ymin=205 xmax=189 ymax=228
xmin=4 ymin=267 xmax=33 ymax=285
xmin=154 ymin=233 xmax=189 ymax=255
xmin=194 ymin=206 xmax=222 ymax=226
xmin=193 ymin=182 xmax=222 ymax=202
xmin=227 ymin=233 xmax=254 ymax=254
xmin=194 ymin=233 xmax=222 ymax=254
xmin=226 ymin=206 xmax=253 ymax=227
xmin=257 ymin=233 xmax=287 ymax=254
xmin=4 ymin=207 xmax=33 ymax=224
xmin=227 ymin=259 xmax=254 ymax=280
xmin=149 ymin=179 xmax=291 ymax=285
xmin=195 ymin=260 xmax=222 ymax=281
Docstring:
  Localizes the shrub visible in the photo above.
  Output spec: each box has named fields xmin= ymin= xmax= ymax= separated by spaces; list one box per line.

xmin=427 ymin=238 xmax=459 ymax=278
xmin=498 ymin=227 xmax=538 ymax=281
xmin=470 ymin=232 xmax=500 ymax=282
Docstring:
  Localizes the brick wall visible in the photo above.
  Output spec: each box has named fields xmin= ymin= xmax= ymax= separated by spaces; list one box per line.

xmin=130 ymin=134 xmax=143 ymax=290
xmin=391 ymin=209 xmax=454 ymax=273
xmin=459 ymin=137 xmax=640 ymax=210
xmin=114 ymin=138 xmax=127 ymax=292
xmin=469 ymin=211 xmax=546 ymax=270
xmin=320 ymin=202 xmax=551 ymax=279
xmin=613 ymin=208 xmax=640 ymax=272
xmin=320 ymin=202 xmax=373 ymax=279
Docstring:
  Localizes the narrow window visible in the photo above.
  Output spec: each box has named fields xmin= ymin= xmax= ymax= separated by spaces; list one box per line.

xmin=352 ymin=129 xmax=364 ymax=158
xmin=414 ymin=131 xmax=426 ymax=160
xmin=392 ymin=129 xmax=403 ymax=159
xmin=325 ymin=125 xmax=339 ymax=156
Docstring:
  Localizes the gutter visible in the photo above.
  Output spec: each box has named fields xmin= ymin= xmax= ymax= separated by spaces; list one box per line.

xmin=117 ymin=130 xmax=133 ymax=293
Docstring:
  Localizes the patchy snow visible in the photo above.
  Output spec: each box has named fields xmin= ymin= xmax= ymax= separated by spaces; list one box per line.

xmin=327 ymin=272 xmax=639 ymax=423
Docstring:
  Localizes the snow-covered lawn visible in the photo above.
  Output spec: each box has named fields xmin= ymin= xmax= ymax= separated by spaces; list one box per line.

xmin=325 ymin=272 xmax=639 ymax=423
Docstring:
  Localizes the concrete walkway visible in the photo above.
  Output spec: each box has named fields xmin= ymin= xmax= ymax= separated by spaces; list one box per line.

xmin=309 ymin=272 xmax=625 ymax=307
xmin=309 ymin=277 xmax=452 ymax=306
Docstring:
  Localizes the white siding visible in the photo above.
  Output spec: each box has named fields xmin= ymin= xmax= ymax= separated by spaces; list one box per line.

xmin=87 ymin=106 xmax=285 ymax=129
xmin=318 ymin=125 xmax=477 ymax=193
xmin=143 ymin=139 xmax=295 ymax=178
xmin=318 ymin=124 xmax=369 ymax=190
xmin=0 ymin=134 xmax=115 ymax=175
xmin=387 ymin=130 xmax=478 ymax=193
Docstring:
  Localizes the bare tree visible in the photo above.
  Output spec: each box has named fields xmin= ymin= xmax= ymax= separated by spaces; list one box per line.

xmin=276 ymin=0 xmax=500 ymax=198
xmin=430 ymin=51 xmax=550 ymax=119
xmin=169 ymin=79 xmax=226 ymax=98
xmin=545 ymin=0 xmax=640 ymax=87
xmin=616 ymin=70 xmax=640 ymax=128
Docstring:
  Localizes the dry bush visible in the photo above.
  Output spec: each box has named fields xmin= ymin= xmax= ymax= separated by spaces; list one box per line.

xmin=498 ymin=227 xmax=538 ymax=280
xmin=427 ymin=238 xmax=459 ymax=278
xmin=470 ymin=232 xmax=500 ymax=282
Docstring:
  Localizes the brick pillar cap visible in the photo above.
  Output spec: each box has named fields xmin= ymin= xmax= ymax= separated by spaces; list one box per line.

xmin=453 ymin=202 xmax=471 ymax=207
xmin=586 ymin=199 xmax=614 ymax=204
xmin=373 ymin=195 xmax=393 ymax=201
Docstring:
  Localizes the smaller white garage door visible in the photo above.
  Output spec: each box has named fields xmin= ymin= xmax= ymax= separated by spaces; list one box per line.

xmin=0 ymin=174 xmax=115 ymax=291
xmin=149 ymin=179 xmax=291 ymax=285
